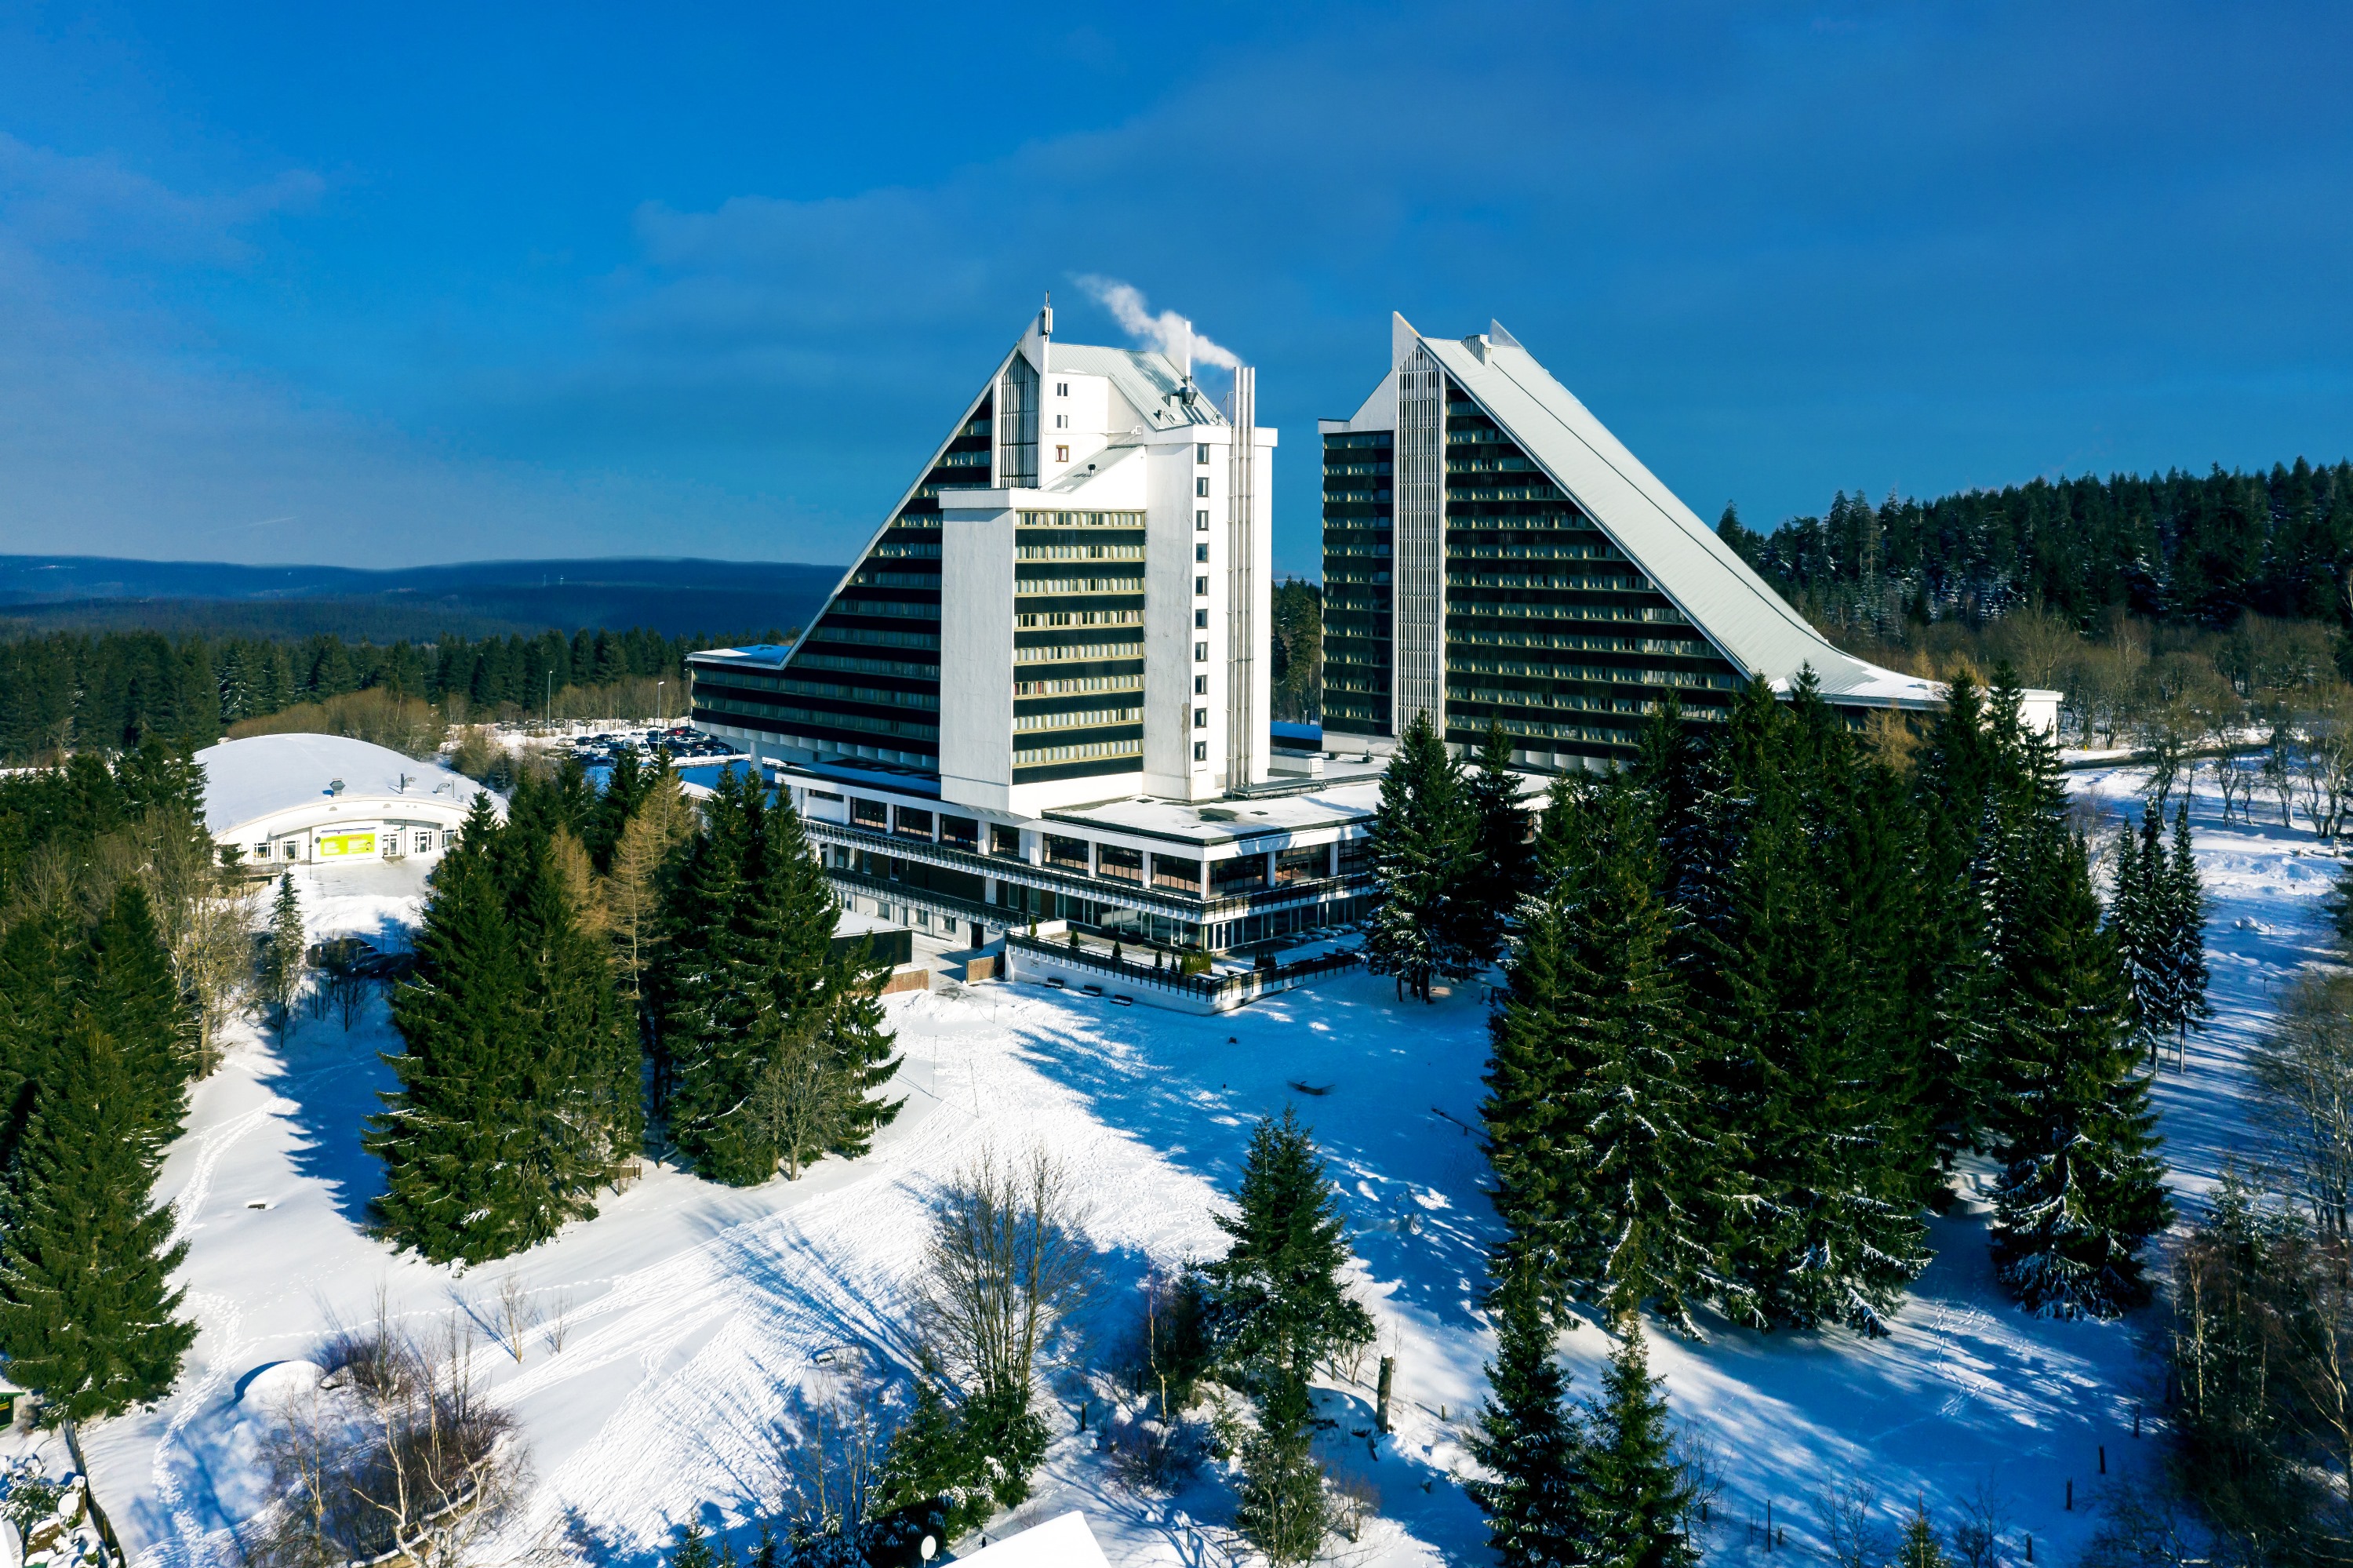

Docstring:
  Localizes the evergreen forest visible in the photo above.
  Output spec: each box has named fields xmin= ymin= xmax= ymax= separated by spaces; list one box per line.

xmin=0 ymin=624 xmax=781 ymax=764
xmin=1721 ymin=457 xmax=2353 ymax=630
xmin=1366 ymin=670 xmax=2202 ymax=1333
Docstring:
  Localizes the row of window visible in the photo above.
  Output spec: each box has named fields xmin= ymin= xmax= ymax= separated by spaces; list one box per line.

xmin=831 ymin=598 xmax=940 ymax=620
xmin=247 ymin=828 xmax=451 ymax=859
xmin=1448 ymin=628 xmax=1715 ymax=654
xmin=1013 ymin=675 xmax=1143 ymax=697
xmin=698 ymin=695 xmax=940 ymax=740
xmin=1013 ymin=737 xmax=1144 ymax=765
xmin=777 ymin=678 xmax=939 ymax=711
xmin=1016 ymin=543 xmax=1144 ymax=561
xmin=1016 ymin=609 xmax=1144 ymax=628
xmin=1446 ymin=573 xmax=1651 ymax=591
xmin=1013 ymin=705 xmax=1143 ymax=733
xmin=1448 ymin=602 xmax=1689 ymax=624
xmin=791 ymin=653 xmax=940 ymax=680
xmin=1014 ymin=638 xmax=1146 ymax=664
xmin=806 ymin=625 xmax=941 ymax=652
xmin=1450 ymin=659 xmax=1739 ymax=689
xmin=1016 ymin=510 xmax=1146 ymax=528
xmin=851 ymin=570 xmax=940 ymax=588
xmin=1015 ymin=575 xmax=1145 ymax=595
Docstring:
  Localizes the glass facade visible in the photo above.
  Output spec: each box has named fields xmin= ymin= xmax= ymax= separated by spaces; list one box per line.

xmin=1011 ymin=509 xmax=1148 ymax=784
xmin=1320 ymin=428 xmax=1395 ymax=738
xmin=1441 ymin=388 xmax=1742 ymax=763
xmin=1322 ymin=377 xmax=1746 ymax=765
xmin=689 ymin=396 xmax=995 ymax=769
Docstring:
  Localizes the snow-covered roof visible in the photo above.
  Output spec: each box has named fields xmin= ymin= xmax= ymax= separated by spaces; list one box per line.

xmin=950 ymin=1512 xmax=1110 ymax=1568
xmin=194 ymin=734 xmax=493 ymax=835
xmin=1049 ymin=777 xmax=1385 ymax=848
xmin=1403 ymin=315 xmax=1961 ymax=713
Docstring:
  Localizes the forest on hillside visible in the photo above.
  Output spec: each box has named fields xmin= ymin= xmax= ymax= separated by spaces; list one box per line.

xmin=0 ymin=625 xmax=786 ymax=764
xmin=1721 ymin=457 xmax=2353 ymax=631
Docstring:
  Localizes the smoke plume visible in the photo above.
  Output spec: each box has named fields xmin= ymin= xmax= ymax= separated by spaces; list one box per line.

xmin=1073 ymin=276 xmax=1241 ymax=371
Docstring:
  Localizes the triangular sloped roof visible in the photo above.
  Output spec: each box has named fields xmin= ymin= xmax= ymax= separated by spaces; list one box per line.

xmin=1412 ymin=320 xmax=1940 ymax=710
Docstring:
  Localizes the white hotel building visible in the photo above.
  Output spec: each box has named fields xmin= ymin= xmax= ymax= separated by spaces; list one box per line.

xmin=688 ymin=305 xmax=1383 ymax=955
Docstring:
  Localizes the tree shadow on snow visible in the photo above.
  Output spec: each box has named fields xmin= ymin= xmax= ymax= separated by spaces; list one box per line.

xmin=256 ymin=992 xmax=399 ymax=1225
xmin=994 ymin=970 xmax=1501 ymax=1333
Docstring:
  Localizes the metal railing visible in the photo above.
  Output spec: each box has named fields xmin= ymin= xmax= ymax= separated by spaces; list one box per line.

xmin=1006 ymin=933 xmax=1362 ymax=1004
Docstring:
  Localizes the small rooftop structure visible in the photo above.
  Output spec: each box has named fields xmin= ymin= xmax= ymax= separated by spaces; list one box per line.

xmin=949 ymin=1512 xmax=1111 ymax=1568
xmin=195 ymin=734 xmax=498 ymax=872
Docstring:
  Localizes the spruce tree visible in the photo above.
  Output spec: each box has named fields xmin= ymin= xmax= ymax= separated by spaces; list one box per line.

xmin=260 ymin=871 xmax=307 ymax=1036
xmin=1897 ymin=1505 xmax=1950 ymax=1568
xmin=1205 ymin=1108 xmax=1375 ymax=1380
xmin=84 ymin=882 xmax=195 ymax=1151
xmin=0 ymin=915 xmax=75 ymax=1172
xmin=0 ymin=1018 xmax=196 ymax=1420
xmin=2163 ymin=802 xmax=2212 ymax=1069
xmin=1465 ymin=1286 xmax=1588 ymax=1568
xmin=666 ymin=777 xmax=900 ymax=1184
xmin=2108 ymin=817 xmax=2163 ymax=1067
xmin=370 ymin=796 xmax=575 ymax=1263
xmin=1579 ymin=1320 xmax=1697 ymax=1568
xmin=1362 ymin=711 xmax=1478 ymax=1002
xmin=1459 ymin=722 xmax=1533 ymax=967
xmin=1232 ymin=1370 xmax=1329 ymax=1568
xmin=1983 ymin=792 xmax=2172 ymax=1317
xmin=1482 ymin=838 xmax=1580 ymax=1319
xmin=1709 ymin=677 xmax=1927 ymax=1333
xmin=1910 ymin=671 xmax=2002 ymax=1167
xmin=1499 ymin=777 xmax=1729 ymax=1333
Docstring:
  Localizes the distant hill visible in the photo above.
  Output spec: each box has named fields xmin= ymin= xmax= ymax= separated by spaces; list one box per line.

xmin=0 ymin=555 xmax=844 ymax=640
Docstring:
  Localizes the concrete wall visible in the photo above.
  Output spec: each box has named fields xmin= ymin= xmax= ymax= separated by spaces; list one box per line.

xmin=939 ymin=506 xmax=1017 ymax=812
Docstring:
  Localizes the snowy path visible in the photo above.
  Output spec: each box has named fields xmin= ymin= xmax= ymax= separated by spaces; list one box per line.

xmin=82 ymin=774 xmax=2337 ymax=1568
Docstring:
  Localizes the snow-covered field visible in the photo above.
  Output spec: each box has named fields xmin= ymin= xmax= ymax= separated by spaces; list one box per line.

xmin=85 ymin=766 xmax=2341 ymax=1568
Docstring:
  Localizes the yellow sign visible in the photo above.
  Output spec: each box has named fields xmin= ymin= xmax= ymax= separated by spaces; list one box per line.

xmin=317 ymin=831 xmax=376 ymax=859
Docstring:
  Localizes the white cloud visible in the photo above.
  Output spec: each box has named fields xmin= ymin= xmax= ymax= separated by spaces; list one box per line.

xmin=1072 ymin=276 xmax=1242 ymax=370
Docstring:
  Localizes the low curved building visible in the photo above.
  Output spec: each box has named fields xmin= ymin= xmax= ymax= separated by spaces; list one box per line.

xmin=195 ymin=733 xmax=500 ymax=872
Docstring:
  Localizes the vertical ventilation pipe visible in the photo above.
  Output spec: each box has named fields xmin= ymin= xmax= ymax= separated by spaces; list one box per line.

xmin=1226 ymin=366 xmax=1258 ymax=790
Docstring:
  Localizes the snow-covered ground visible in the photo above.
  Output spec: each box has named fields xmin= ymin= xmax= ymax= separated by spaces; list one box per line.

xmin=85 ymin=766 xmax=2340 ymax=1568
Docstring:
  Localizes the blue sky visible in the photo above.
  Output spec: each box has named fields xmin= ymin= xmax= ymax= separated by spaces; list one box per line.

xmin=2 ymin=2 xmax=2348 ymax=579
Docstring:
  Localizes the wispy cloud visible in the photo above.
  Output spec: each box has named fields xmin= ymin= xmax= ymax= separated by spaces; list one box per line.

xmin=1073 ymin=276 xmax=1242 ymax=371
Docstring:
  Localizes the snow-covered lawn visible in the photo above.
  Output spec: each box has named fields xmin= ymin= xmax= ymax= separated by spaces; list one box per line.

xmin=85 ymin=769 xmax=2340 ymax=1568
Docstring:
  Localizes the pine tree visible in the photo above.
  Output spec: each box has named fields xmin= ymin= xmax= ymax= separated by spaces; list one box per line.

xmin=259 ymin=871 xmax=307 ymax=1036
xmin=1465 ymin=1287 xmax=1588 ymax=1568
xmin=0 ymin=1018 xmax=197 ymax=1420
xmin=1204 ymin=1108 xmax=1375 ymax=1380
xmin=1458 ymin=722 xmax=1533 ymax=968
xmin=1362 ymin=711 xmax=1478 ymax=1002
xmin=1232 ymin=1370 xmax=1329 ymax=1568
xmin=1579 ymin=1320 xmax=1697 ymax=1568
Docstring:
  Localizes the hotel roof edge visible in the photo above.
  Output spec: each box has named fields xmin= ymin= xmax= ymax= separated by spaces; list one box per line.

xmin=1413 ymin=325 xmax=1947 ymax=711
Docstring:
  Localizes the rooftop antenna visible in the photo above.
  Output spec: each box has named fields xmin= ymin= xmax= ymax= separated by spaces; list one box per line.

xmin=1040 ymin=292 xmax=1053 ymax=375
xmin=1180 ymin=318 xmax=1195 ymax=404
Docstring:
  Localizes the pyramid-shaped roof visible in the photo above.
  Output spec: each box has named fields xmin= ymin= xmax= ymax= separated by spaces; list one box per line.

xmin=1406 ymin=315 xmax=1941 ymax=711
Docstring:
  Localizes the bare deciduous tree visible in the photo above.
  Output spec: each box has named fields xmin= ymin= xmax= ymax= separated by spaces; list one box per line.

xmin=2253 ymin=972 xmax=2353 ymax=1240
xmin=252 ymin=1312 xmax=527 ymax=1568
xmin=915 ymin=1147 xmax=1097 ymax=1406
xmin=748 ymin=1035 xmax=835 ymax=1182
xmin=1814 ymin=1473 xmax=1889 ymax=1568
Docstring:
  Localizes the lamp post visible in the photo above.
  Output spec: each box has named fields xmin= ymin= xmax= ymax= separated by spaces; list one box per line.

xmin=656 ymin=679 xmax=665 ymax=731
